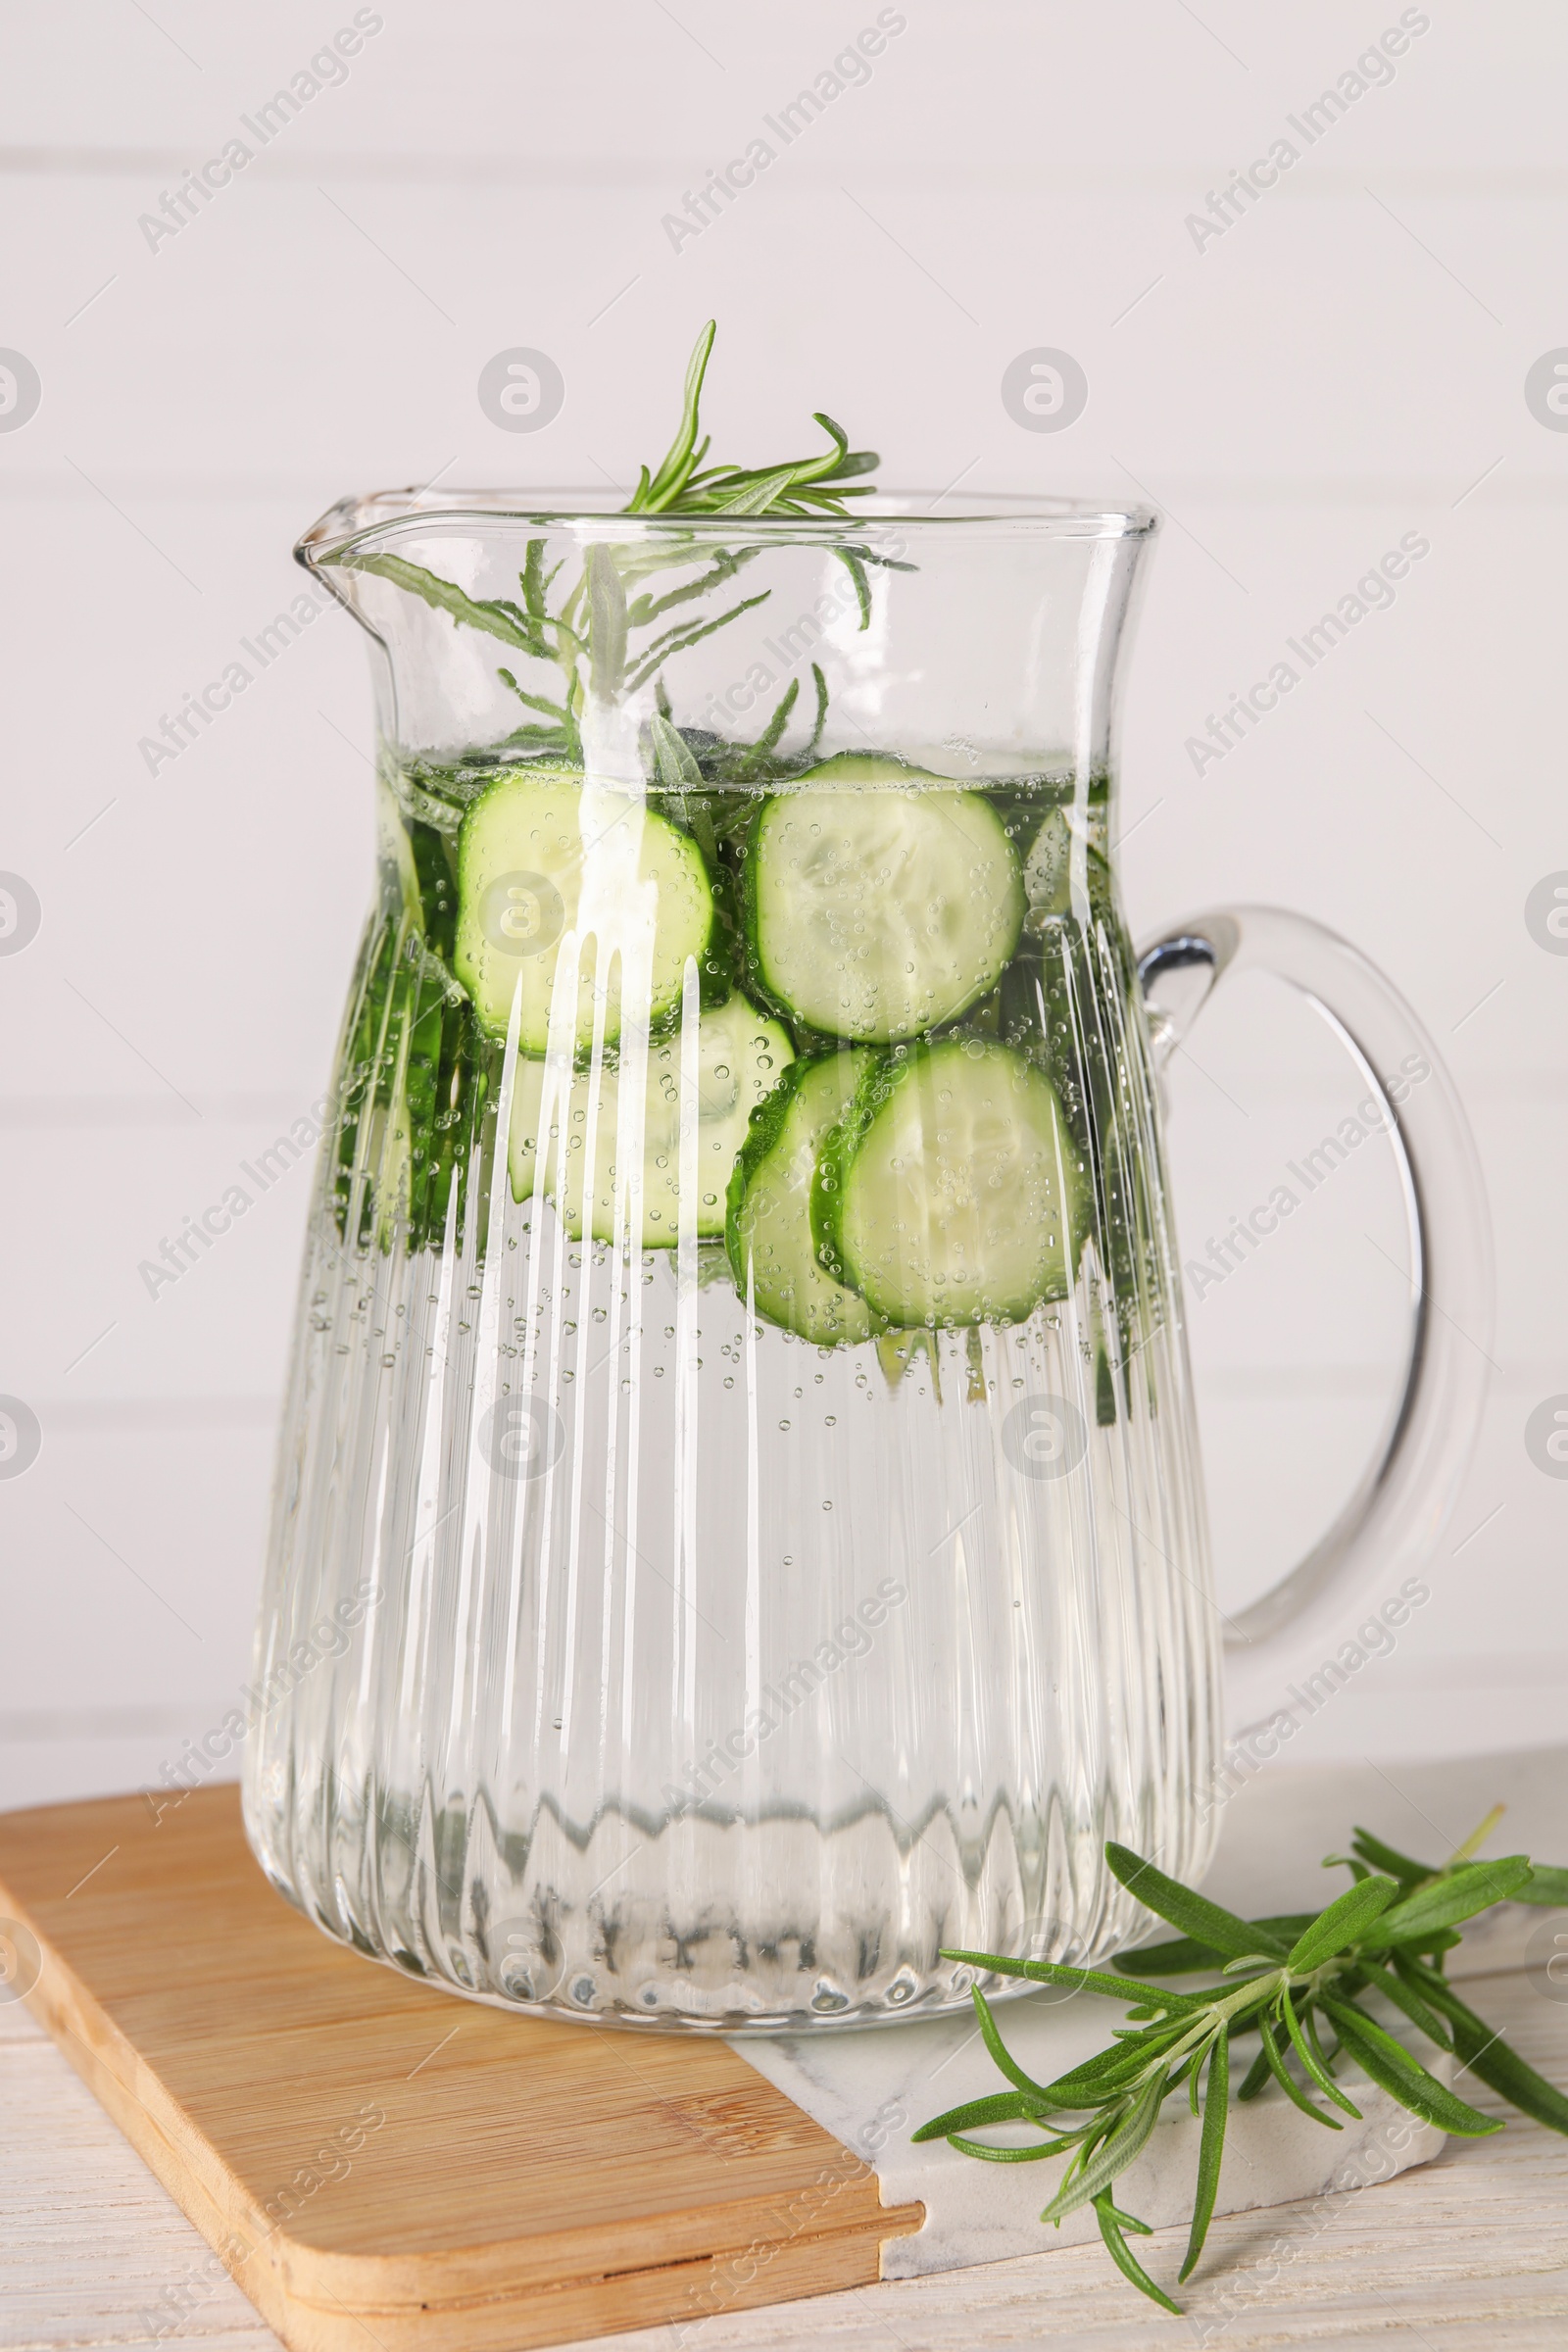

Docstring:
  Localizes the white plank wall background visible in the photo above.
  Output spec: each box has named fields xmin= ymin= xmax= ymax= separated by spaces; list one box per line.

xmin=1 ymin=0 xmax=1565 ymax=1815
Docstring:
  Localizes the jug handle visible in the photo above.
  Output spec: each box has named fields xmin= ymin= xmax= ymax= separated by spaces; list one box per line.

xmin=1136 ymin=906 xmax=1494 ymax=1731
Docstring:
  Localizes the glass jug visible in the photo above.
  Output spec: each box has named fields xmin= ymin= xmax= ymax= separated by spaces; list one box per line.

xmin=243 ymin=493 xmax=1490 ymax=2032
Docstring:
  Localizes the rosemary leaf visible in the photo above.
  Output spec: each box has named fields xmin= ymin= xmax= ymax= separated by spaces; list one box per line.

xmin=706 ymin=466 xmax=803 ymax=516
xmin=1236 ymin=2039 xmax=1274 ymax=2102
xmin=1115 ymin=1914 xmax=1318 ymax=1978
xmin=909 ymin=2089 xmax=1060 ymax=2140
xmin=732 ymin=676 xmax=799 ymax=773
xmin=632 ymin=320 xmax=715 ymax=511
xmin=1348 ymin=1825 xmax=1432 ymax=1883
xmin=1361 ymin=1857 xmax=1535 ymax=1948
xmin=804 ymin=662 xmax=830 ymax=759
xmin=1179 ymin=2029 xmax=1229 ymax=2281
xmin=1041 ymin=2075 xmax=1166 ymax=2226
xmin=835 ymin=548 xmax=872 ymax=630
xmin=1256 ymin=2010 xmax=1344 ymax=2130
xmin=940 ymin=1945 xmax=1206 ymax=2011
xmin=1095 ymin=2192 xmax=1182 ymax=2316
xmin=495 ymin=668 xmax=570 ymax=722
xmin=1446 ymin=2021 xmax=1568 ymax=2136
xmin=1100 ymin=2197 xmax=1154 ymax=2235
xmin=1356 ymin=1954 xmax=1455 ymax=2052
xmin=336 ymin=550 xmax=542 ymax=654
xmin=1322 ymin=1999 xmax=1503 ymax=2137
xmin=1303 ymin=2002 xmax=1342 ymax=2082
xmin=520 ymin=539 xmax=559 ymax=623
xmin=623 ymin=591 xmax=772 ymax=693
xmin=624 ymin=547 xmax=755 ymax=629
xmin=970 ymin=1985 xmax=1055 ymax=2102
xmin=947 ymin=2129 xmax=1087 ymax=2164
xmin=1105 ymin=1843 xmax=1291 ymax=1962
xmin=1395 ymin=1958 xmax=1568 ymax=2134
xmin=1285 ymin=1876 xmax=1400 ymax=1973
xmin=1281 ymin=1991 xmax=1361 ymax=2117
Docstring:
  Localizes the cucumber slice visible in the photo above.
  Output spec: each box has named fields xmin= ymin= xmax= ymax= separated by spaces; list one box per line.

xmin=456 ymin=766 xmax=715 ymax=1054
xmin=745 ymin=754 xmax=1024 ymax=1043
xmin=509 ymin=995 xmax=793 ymax=1247
xmin=816 ymin=1039 xmax=1084 ymax=1329
xmin=725 ymin=1051 xmax=880 ymax=1345
xmin=1021 ymin=807 xmax=1112 ymax=931
xmin=1022 ymin=807 xmax=1073 ymax=925
xmin=507 ymin=1052 xmax=548 ymax=1204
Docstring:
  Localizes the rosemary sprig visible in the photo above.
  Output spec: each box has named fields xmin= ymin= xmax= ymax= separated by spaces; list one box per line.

xmin=623 ymin=318 xmax=880 ymax=516
xmin=916 ymin=1813 xmax=1568 ymax=2315
xmin=330 ymin=322 xmax=892 ymax=771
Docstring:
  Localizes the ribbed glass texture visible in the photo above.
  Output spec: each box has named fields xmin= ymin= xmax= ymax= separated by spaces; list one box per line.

xmin=243 ymin=499 xmax=1221 ymax=2031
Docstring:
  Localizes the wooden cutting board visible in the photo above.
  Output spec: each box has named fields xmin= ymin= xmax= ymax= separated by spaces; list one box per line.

xmin=0 ymin=1785 xmax=922 ymax=2351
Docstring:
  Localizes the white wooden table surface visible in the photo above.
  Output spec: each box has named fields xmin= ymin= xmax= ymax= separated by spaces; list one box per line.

xmin=3 ymin=1961 xmax=1566 ymax=2352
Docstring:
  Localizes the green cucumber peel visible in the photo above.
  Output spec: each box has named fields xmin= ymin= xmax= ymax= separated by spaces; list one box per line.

xmin=808 ymin=1047 xmax=896 ymax=1293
